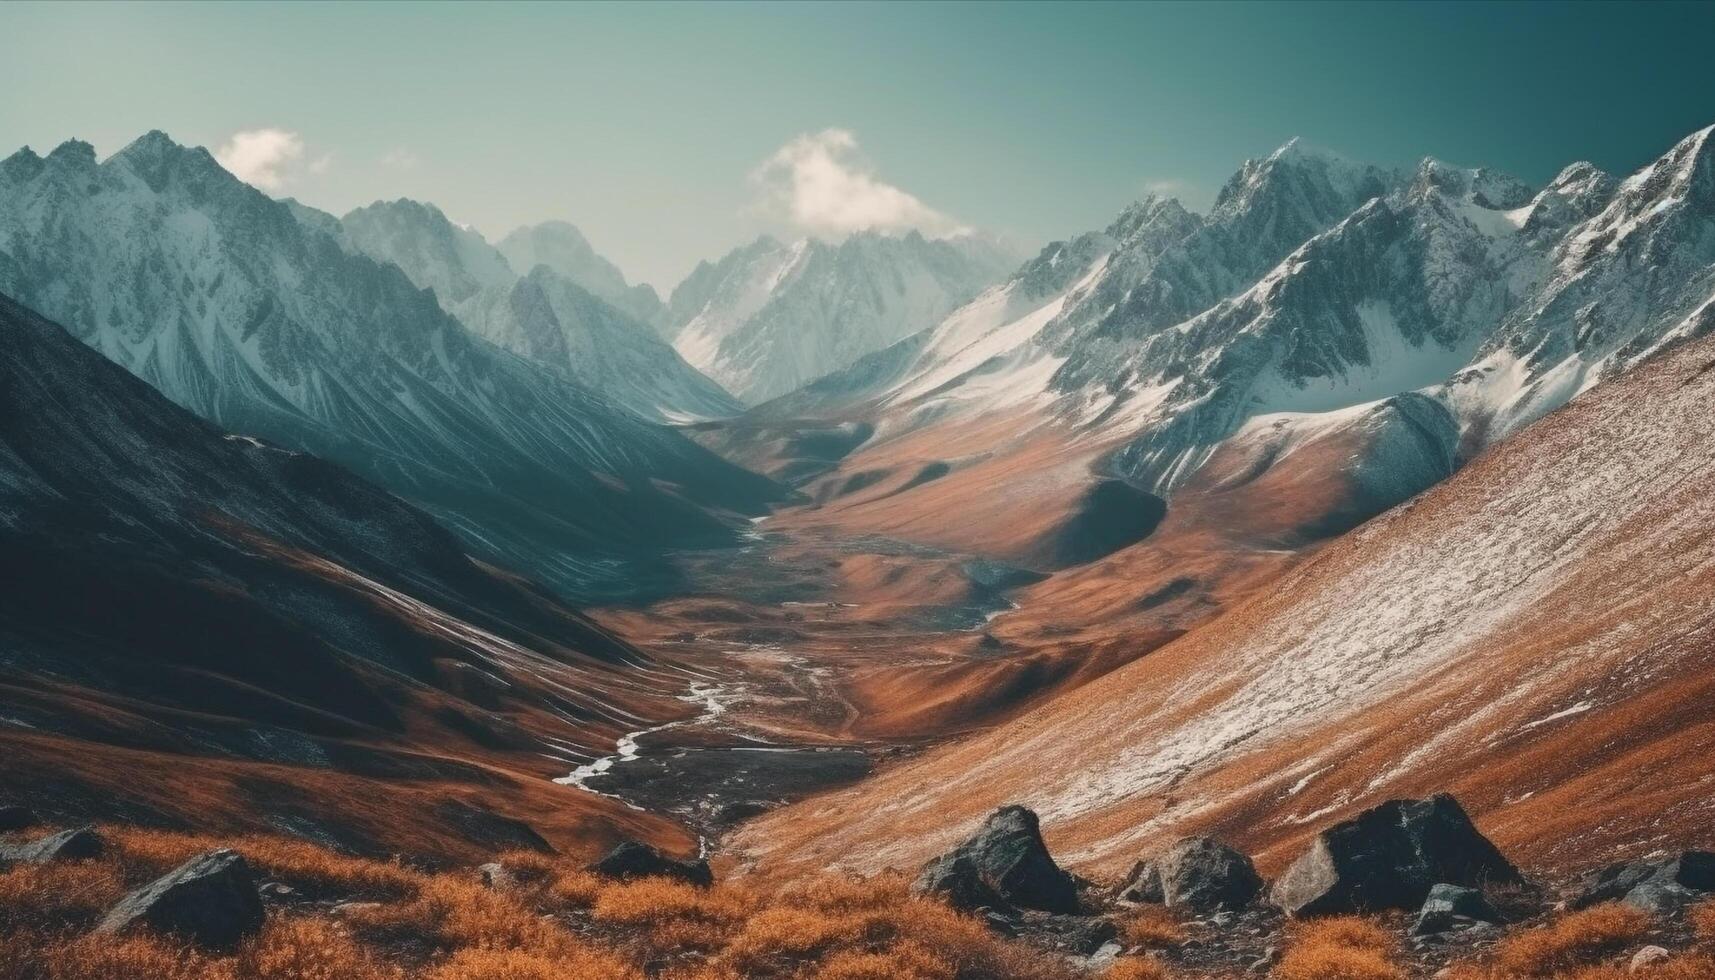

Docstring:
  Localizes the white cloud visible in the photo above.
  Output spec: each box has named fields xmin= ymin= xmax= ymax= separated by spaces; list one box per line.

xmin=380 ymin=147 xmax=420 ymax=170
xmin=753 ymin=128 xmax=967 ymax=238
xmin=1143 ymin=178 xmax=1189 ymax=197
xmin=214 ymin=129 xmax=305 ymax=191
xmin=308 ymin=152 xmax=334 ymax=175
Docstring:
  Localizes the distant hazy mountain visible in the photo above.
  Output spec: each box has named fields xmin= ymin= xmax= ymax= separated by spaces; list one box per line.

xmin=336 ymin=198 xmax=739 ymax=420
xmin=668 ymin=230 xmax=1023 ymax=404
xmin=0 ymin=131 xmax=781 ymax=600
xmin=497 ymin=220 xmax=671 ymax=335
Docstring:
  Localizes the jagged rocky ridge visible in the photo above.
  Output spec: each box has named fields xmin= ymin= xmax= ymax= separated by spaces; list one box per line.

xmin=0 ymin=132 xmax=782 ymax=599
xmin=754 ymin=125 xmax=1715 ymax=538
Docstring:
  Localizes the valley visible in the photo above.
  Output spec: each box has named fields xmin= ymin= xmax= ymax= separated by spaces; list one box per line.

xmin=3 ymin=74 xmax=1715 ymax=975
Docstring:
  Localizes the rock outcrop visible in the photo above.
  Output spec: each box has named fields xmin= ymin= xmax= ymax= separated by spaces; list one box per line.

xmin=913 ymin=806 xmax=1080 ymax=914
xmin=98 ymin=849 xmax=265 ymax=950
xmin=587 ymin=841 xmax=713 ymax=887
xmin=1271 ymin=794 xmax=1520 ymax=916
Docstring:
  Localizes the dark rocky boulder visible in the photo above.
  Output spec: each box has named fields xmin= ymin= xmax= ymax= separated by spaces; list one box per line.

xmin=0 ymin=825 xmax=105 ymax=864
xmin=915 ymin=853 xmax=1014 ymax=913
xmin=98 ymin=849 xmax=265 ymax=950
xmin=1572 ymin=851 xmax=1715 ymax=911
xmin=0 ymin=805 xmax=39 ymax=832
xmin=1126 ymin=836 xmax=1263 ymax=912
xmin=1412 ymin=883 xmax=1500 ymax=935
xmin=1271 ymin=794 xmax=1521 ymax=917
xmin=912 ymin=806 xmax=1080 ymax=914
xmin=587 ymin=840 xmax=712 ymax=887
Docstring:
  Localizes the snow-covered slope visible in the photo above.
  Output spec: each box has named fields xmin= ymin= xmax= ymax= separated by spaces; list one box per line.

xmin=497 ymin=220 xmax=670 ymax=336
xmin=669 ymin=231 xmax=1022 ymax=404
xmin=336 ymin=199 xmax=740 ymax=420
xmin=0 ymin=132 xmax=781 ymax=600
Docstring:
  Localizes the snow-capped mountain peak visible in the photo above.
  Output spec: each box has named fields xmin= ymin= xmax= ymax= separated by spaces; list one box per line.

xmin=668 ymin=230 xmax=1022 ymax=403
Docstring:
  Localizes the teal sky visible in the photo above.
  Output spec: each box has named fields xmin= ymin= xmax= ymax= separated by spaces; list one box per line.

xmin=3 ymin=1 xmax=1712 ymax=289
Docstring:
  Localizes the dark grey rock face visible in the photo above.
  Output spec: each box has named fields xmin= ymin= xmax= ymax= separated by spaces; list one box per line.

xmin=586 ymin=841 xmax=713 ymax=887
xmin=914 ymin=853 xmax=1014 ymax=913
xmin=98 ymin=849 xmax=265 ymax=950
xmin=913 ymin=805 xmax=1080 ymax=914
xmin=1271 ymin=794 xmax=1520 ymax=917
xmin=0 ymin=805 xmax=38 ymax=832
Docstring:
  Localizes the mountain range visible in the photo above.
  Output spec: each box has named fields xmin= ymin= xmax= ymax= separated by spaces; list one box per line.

xmin=0 ymin=132 xmax=782 ymax=601
xmin=710 ymin=126 xmax=1715 ymax=576
xmin=2 ymin=115 xmax=1714 ymax=970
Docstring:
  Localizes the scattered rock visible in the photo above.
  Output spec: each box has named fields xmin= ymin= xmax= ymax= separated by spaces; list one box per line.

xmin=0 ymin=825 xmax=105 ymax=863
xmin=1631 ymin=946 xmax=1672 ymax=971
xmin=258 ymin=881 xmax=296 ymax=901
xmin=477 ymin=862 xmax=513 ymax=890
xmin=1142 ymin=836 xmax=1264 ymax=912
xmin=0 ymin=805 xmax=39 ymax=832
xmin=98 ymin=849 xmax=265 ymax=950
xmin=586 ymin=840 xmax=712 ymax=887
xmin=1013 ymin=910 xmax=1117 ymax=955
xmin=1271 ymin=794 xmax=1521 ymax=917
xmin=914 ymin=806 xmax=1080 ymax=914
xmin=1575 ymin=851 xmax=1715 ymax=913
xmin=1412 ymin=883 xmax=1500 ymax=935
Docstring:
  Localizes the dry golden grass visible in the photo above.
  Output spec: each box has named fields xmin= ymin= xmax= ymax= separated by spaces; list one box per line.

xmin=109 ymin=825 xmax=421 ymax=899
xmin=1691 ymin=899 xmax=1715 ymax=946
xmin=0 ymin=915 xmax=400 ymax=980
xmin=423 ymin=946 xmax=644 ymax=980
xmin=1104 ymin=957 xmax=1176 ymax=980
xmin=0 ymin=858 xmax=127 ymax=929
xmin=1118 ymin=905 xmax=1186 ymax=950
xmin=810 ymin=941 xmax=957 ymax=979
xmin=1275 ymin=915 xmax=1405 ymax=980
xmin=1487 ymin=902 xmax=1651 ymax=976
xmin=0 ymin=830 xmax=1086 ymax=980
